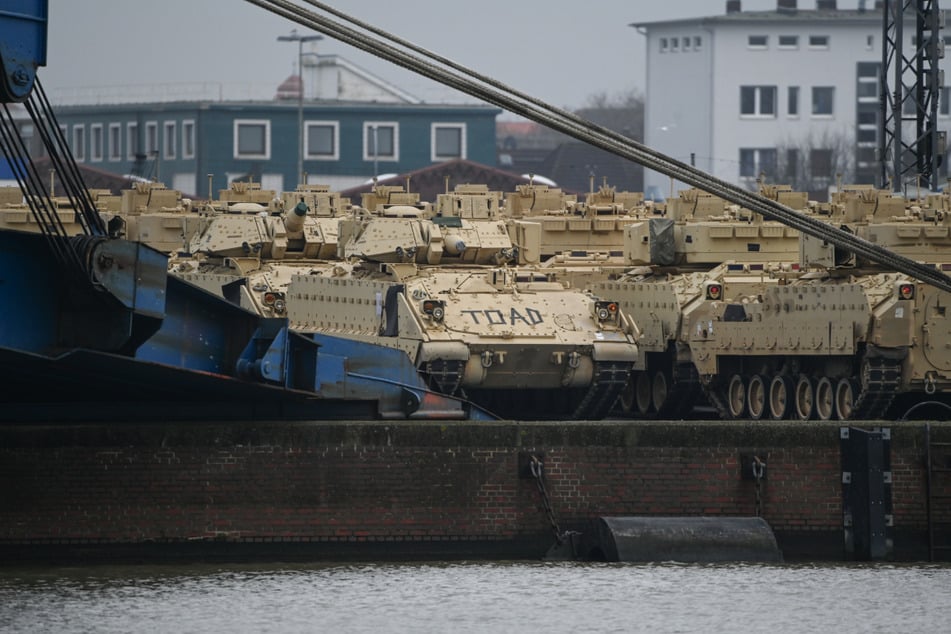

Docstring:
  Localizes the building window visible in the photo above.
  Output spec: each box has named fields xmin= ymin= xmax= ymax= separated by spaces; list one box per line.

xmin=857 ymin=79 xmax=878 ymax=101
xmin=740 ymin=86 xmax=777 ymax=117
xmin=671 ymin=37 xmax=679 ymax=51
xmin=809 ymin=35 xmax=830 ymax=49
xmin=164 ymin=121 xmax=176 ymax=159
xmin=748 ymin=35 xmax=768 ymax=49
xmin=739 ymin=148 xmax=777 ymax=179
xmin=810 ymin=148 xmax=833 ymax=179
xmin=857 ymin=62 xmax=880 ymax=106
xmin=693 ymin=36 xmax=702 ymax=49
xmin=145 ymin=121 xmax=158 ymax=156
xmin=812 ymin=86 xmax=835 ymax=116
xmin=108 ymin=123 xmax=121 ymax=161
xmin=682 ymin=35 xmax=692 ymax=51
xmin=72 ymin=125 xmax=85 ymax=161
xmin=660 ymin=38 xmax=668 ymax=52
xmin=363 ymin=122 xmax=398 ymax=161
xmin=867 ymin=35 xmax=875 ymax=50
xmin=432 ymin=123 xmax=466 ymax=161
xmin=778 ymin=35 xmax=799 ymax=49
xmin=305 ymin=121 xmax=339 ymax=160
xmin=784 ymin=149 xmax=799 ymax=181
xmin=788 ymin=86 xmax=799 ymax=117
xmin=127 ymin=122 xmax=138 ymax=159
xmin=857 ymin=61 xmax=878 ymax=79
xmin=182 ymin=120 xmax=195 ymax=159
xmin=856 ymin=146 xmax=877 ymax=169
xmin=233 ymin=119 xmax=271 ymax=159
xmin=90 ymin=124 xmax=103 ymax=162
xmin=856 ymin=96 xmax=878 ymax=148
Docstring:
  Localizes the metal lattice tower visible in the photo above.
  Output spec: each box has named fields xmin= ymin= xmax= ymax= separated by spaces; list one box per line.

xmin=880 ymin=0 xmax=945 ymax=193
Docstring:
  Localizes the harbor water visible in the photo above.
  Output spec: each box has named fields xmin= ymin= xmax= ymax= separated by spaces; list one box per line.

xmin=2 ymin=560 xmax=950 ymax=633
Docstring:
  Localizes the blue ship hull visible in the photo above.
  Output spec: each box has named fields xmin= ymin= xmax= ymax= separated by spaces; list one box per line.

xmin=0 ymin=229 xmax=492 ymax=422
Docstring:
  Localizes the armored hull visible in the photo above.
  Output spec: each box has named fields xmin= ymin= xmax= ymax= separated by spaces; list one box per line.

xmin=281 ymin=262 xmax=636 ymax=418
xmin=503 ymin=182 xmax=653 ymax=259
xmin=595 ymin=254 xmax=943 ymax=421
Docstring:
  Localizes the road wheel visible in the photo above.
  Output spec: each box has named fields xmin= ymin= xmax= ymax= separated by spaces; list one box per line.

xmin=835 ymin=378 xmax=860 ymax=421
xmin=815 ymin=377 xmax=835 ymax=421
xmin=727 ymin=374 xmax=747 ymax=418
xmin=747 ymin=374 xmax=768 ymax=420
xmin=651 ymin=370 xmax=670 ymax=413
xmin=635 ymin=371 xmax=653 ymax=415
xmin=794 ymin=375 xmax=815 ymax=421
xmin=618 ymin=373 xmax=636 ymax=414
xmin=768 ymin=375 xmax=793 ymax=420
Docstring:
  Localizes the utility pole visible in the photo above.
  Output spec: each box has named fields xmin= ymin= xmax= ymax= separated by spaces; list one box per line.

xmin=879 ymin=0 xmax=945 ymax=193
xmin=277 ymin=29 xmax=322 ymax=188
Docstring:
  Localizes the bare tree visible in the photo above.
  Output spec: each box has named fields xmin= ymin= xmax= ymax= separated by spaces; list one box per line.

xmin=768 ymin=128 xmax=855 ymax=198
xmin=575 ymin=89 xmax=644 ymax=140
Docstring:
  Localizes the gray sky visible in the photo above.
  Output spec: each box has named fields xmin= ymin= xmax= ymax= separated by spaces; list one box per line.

xmin=43 ymin=1 xmax=855 ymax=112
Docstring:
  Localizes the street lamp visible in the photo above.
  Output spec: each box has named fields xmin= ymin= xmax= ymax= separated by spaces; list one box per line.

xmin=277 ymin=29 xmax=322 ymax=187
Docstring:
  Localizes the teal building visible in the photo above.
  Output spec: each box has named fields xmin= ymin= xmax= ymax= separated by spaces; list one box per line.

xmin=50 ymin=100 xmax=500 ymax=197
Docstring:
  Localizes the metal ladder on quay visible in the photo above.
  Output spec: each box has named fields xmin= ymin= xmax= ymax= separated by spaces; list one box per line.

xmin=925 ymin=424 xmax=951 ymax=562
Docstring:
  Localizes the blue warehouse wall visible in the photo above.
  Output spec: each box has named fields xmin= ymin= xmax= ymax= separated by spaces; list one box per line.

xmin=52 ymin=100 xmax=500 ymax=197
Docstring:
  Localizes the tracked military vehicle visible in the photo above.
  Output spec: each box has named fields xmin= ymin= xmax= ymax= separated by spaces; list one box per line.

xmin=97 ymin=182 xmax=207 ymax=253
xmin=594 ymin=255 xmax=914 ymax=421
xmin=502 ymin=181 xmax=652 ymax=260
xmin=0 ymin=185 xmax=95 ymax=235
xmin=172 ymin=182 xmax=351 ymax=296
xmin=170 ymin=185 xmax=639 ymax=420
xmin=795 ymin=186 xmax=951 ymax=416
xmin=0 ymin=181 xmax=202 ymax=245
xmin=622 ymin=186 xmax=807 ymax=268
xmin=284 ymin=259 xmax=636 ymax=419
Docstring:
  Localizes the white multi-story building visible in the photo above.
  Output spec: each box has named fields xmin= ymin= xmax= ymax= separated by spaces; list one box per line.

xmin=633 ymin=0 xmax=949 ymax=199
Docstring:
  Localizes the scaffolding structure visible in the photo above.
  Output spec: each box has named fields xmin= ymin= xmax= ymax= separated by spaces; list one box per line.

xmin=880 ymin=0 xmax=945 ymax=193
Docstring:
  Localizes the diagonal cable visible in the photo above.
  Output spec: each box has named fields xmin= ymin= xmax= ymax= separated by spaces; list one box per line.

xmin=246 ymin=0 xmax=951 ymax=293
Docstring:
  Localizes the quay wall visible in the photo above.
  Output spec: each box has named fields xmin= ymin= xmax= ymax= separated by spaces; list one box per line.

xmin=0 ymin=421 xmax=948 ymax=562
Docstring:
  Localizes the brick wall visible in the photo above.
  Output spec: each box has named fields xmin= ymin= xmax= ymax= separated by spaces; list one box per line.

xmin=0 ymin=421 xmax=947 ymax=560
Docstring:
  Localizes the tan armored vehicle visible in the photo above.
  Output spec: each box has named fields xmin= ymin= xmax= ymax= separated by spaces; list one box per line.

xmin=211 ymin=180 xmax=280 ymax=209
xmin=284 ymin=260 xmax=637 ymax=419
xmin=795 ymin=187 xmax=951 ymax=415
xmin=0 ymin=181 xmax=206 ymax=249
xmin=173 ymin=183 xmax=351 ymax=292
xmin=502 ymin=181 xmax=651 ymax=259
xmin=97 ymin=182 xmax=206 ymax=253
xmin=0 ymin=185 xmax=95 ymax=235
xmin=359 ymin=181 xmax=432 ymax=216
xmin=688 ymin=263 xmax=911 ymax=421
xmin=623 ymin=186 xmax=805 ymax=268
xmin=594 ymin=258 xmax=915 ymax=421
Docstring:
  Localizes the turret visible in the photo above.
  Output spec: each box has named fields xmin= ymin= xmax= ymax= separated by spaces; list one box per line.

xmin=338 ymin=207 xmax=524 ymax=265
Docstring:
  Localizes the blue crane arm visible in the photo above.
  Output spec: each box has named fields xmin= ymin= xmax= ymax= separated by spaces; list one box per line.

xmin=0 ymin=0 xmax=47 ymax=103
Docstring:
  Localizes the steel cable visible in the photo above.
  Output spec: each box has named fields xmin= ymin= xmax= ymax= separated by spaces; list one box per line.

xmin=27 ymin=79 xmax=105 ymax=236
xmin=0 ymin=103 xmax=82 ymax=270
